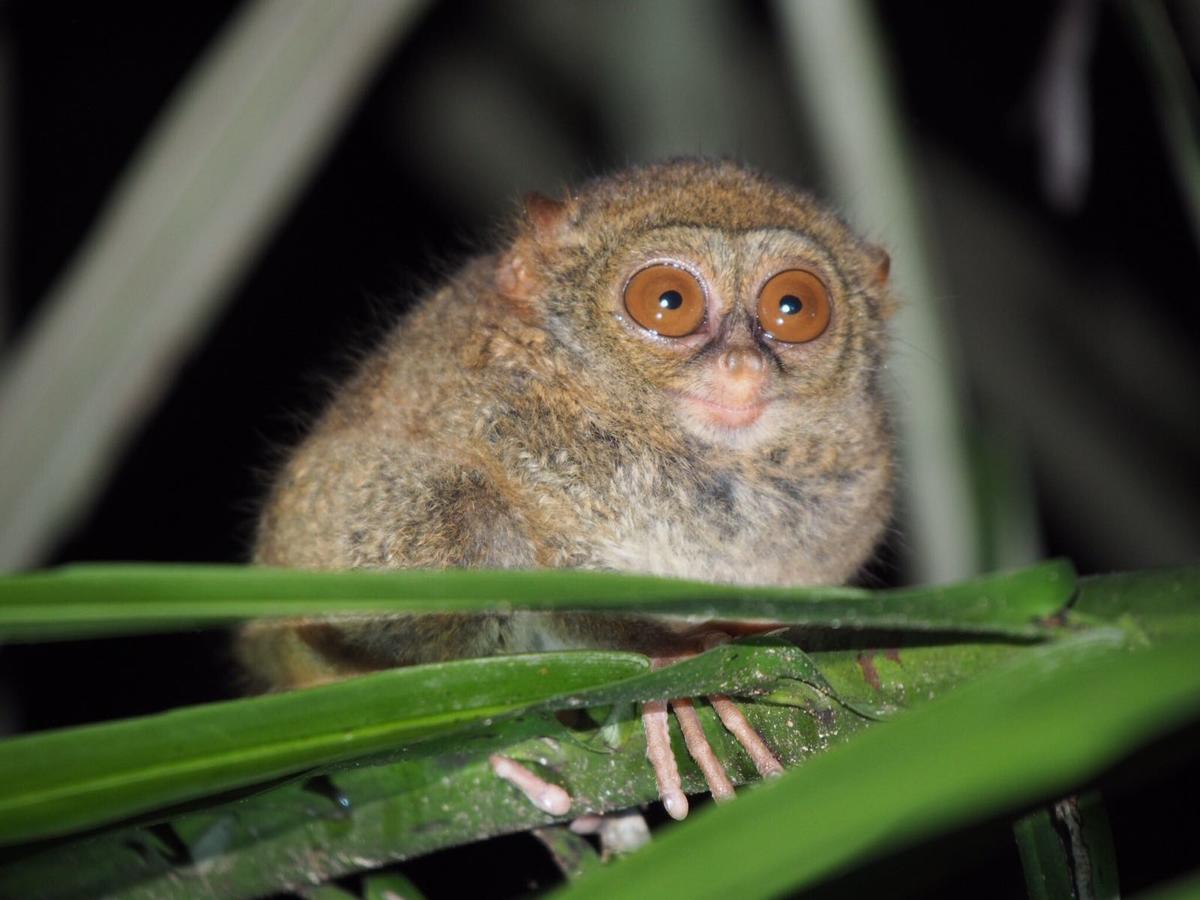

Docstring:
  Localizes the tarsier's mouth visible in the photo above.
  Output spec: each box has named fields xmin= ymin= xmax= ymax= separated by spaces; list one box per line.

xmin=676 ymin=391 xmax=770 ymax=429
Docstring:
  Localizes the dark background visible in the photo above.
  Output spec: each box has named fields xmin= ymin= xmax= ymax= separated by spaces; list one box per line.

xmin=1 ymin=2 xmax=1197 ymax=896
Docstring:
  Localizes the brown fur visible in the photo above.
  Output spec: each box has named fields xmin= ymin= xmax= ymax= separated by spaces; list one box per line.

xmin=237 ymin=159 xmax=896 ymax=689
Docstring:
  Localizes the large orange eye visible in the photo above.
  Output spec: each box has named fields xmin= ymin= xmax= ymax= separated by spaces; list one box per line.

xmin=756 ymin=269 xmax=831 ymax=343
xmin=623 ymin=264 xmax=706 ymax=337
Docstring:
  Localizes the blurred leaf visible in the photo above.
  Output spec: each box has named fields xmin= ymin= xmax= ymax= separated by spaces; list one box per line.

xmin=304 ymin=886 xmax=360 ymax=900
xmin=1074 ymin=567 xmax=1200 ymax=643
xmin=533 ymin=827 xmax=603 ymax=881
xmin=922 ymin=149 xmax=1200 ymax=569
xmin=1135 ymin=870 xmax=1200 ymax=900
xmin=970 ymin=416 xmax=1042 ymax=571
xmin=1119 ymin=0 xmax=1200 ymax=251
xmin=774 ymin=0 xmax=982 ymax=583
xmin=363 ymin=872 xmax=426 ymax=900
xmin=0 ymin=0 xmax=428 ymax=569
xmin=0 ymin=559 xmax=1075 ymax=641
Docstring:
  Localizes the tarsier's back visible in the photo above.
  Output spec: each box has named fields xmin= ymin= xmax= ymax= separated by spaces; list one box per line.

xmin=240 ymin=158 xmax=895 ymax=688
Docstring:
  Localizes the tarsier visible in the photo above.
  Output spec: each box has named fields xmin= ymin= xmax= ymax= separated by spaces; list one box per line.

xmin=238 ymin=159 xmax=895 ymax=820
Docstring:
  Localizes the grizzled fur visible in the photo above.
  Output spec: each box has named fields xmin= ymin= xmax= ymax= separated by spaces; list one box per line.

xmin=238 ymin=159 xmax=895 ymax=690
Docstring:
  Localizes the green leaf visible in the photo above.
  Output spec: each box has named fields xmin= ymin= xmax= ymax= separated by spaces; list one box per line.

xmin=1117 ymin=0 xmax=1200 ymax=252
xmin=363 ymin=872 xmax=426 ymax=900
xmin=1135 ymin=870 xmax=1200 ymax=900
xmin=0 ymin=640 xmax=848 ymax=848
xmin=304 ymin=886 xmax=360 ymax=900
xmin=1014 ymin=791 xmax=1119 ymax=900
xmin=0 ymin=559 xmax=1074 ymax=640
xmin=0 ymin=636 xmax=1046 ymax=899
xmin=1015 ymin=807 xmax=1080 ymax=900
xmin=553 ymin=631 xmax=1200 ymax=900
xmin=1073 ymin=566 xmax=1200 ymax=643
xmin=533 ymin=827 xmax=604 ymax=881
xmin=0 ymin=631 xmax=1044 ymax=899
xmin=7 ymin=564 xmax=1190 ymax=900
xmin=0 ymin=652 xmax=647 ymax=847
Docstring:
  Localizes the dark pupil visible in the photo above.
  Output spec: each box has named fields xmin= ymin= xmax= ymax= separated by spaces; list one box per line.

xmin=779 ymin=294 xmax=803 ymax=315
xmin=658 ymin=290 xmax=684 ymax=310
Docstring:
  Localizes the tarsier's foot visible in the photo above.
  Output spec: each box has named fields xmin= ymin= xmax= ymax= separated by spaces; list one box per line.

xmin=493 ymin=691 xmax=782 ymax=824
xmin=493 ymin=637 xmax=785 ymax=822
xmin=641 ymin=633 xmax=785 ymax=819
xmin=489 ymin=754 xmax=572 ymax=815
xmin=642 ymin=687 xmax=784 ymax=820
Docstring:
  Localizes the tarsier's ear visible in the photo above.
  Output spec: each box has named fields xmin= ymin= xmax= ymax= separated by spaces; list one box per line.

xmin=864 ymin=243 xmax=897 ymax=319
xmin=866 ymin=244 xmax=890 ymax=285
xmin=495 ymin=191 xmax=578 ymax=312
xmin=522 ymin=191 xmax=577 ymax=242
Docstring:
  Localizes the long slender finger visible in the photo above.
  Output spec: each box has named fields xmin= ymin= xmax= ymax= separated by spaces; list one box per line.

xmin=642 ymin=699 xmax=688 ymax=820
xmin=670 ymin=698 xmax=736 ymax=803
xmin=569 ymin=814 xmax=604 ymax=835
xmin=710 ymin=694 xmax=784 ymax=777
xmin=489 ymin=754 xmax=572 ymax=816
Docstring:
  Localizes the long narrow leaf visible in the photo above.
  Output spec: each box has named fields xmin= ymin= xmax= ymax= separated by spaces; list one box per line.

xmin=554 ymin=630 xmax=1200 ymax=899
xmin=1014 ymin=794 xmax=1119 ymax=900
xmin=1118 ymin=0 xmax=1200 ymax=252
xmin=0 ymin=635 xmax=1046 ymax=900
xmin=0 ymin=652 xmax=646 ymax=846
xmin=1073 ymin=567 xmax=1200 ymax=643
xmin=10 ymin=625 xmax=1193 ymax=900
xmin=562 ymin=626 xmax=1200 ymax=899
xmin=0 ymin=559 xmax=1075 ymax=640
xmin=1015 ymin=807 xmax=1081 ymax=900
xmin=4 ymin=567 xmax=1190 ymax=898
xmin=0 ymin=640 xmax=855 ymax=847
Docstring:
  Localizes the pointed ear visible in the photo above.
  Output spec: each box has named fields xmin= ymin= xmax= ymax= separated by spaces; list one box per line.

xmin=863 ymin=243 xmax=897 ymax=319
xmin=864 ymin=243 xmax=897 ymax=319
xmin=522 ymin=190 xmax=577 ymax=243
xmin=865 ymin=243 xmax=890 ymax=286
xmin=495 ymin=191 xmax=578 ymax=316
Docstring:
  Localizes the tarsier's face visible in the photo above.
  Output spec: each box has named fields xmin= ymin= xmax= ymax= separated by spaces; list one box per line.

xmin=503 ymin=162 xmax=892 ymax=452
xmin=604 ymin=226 xmax=874 ymax=447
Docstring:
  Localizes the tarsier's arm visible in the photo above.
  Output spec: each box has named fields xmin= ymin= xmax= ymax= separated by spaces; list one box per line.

xmin=238 ymin=442 xmax=542 ymax=688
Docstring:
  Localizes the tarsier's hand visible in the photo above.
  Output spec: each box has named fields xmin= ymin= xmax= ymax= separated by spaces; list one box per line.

xmin=487 ymin=630 xmax=785 ymax=820
xmin=641 ymin=664 xmax=784 ymax=818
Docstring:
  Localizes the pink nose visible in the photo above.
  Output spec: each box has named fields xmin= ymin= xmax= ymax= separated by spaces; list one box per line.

xmin=719 ymin=347 xmax=766 ymax=379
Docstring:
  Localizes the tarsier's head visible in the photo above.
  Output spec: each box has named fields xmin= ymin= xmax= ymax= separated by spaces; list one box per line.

xmin=496 ymin=160 xmax=894 ymax=452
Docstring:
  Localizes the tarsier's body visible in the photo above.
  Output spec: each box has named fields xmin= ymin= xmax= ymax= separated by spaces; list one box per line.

xmin=239 ymin=160 xmax=895 ymax=814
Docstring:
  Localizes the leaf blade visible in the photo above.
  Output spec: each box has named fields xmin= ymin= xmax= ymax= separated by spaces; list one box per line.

xmin=0 ymin=559 xmax=1075 ymax=640
xmin=0 ymin=652 xmax=647 ymax=846
xmin=556 ymin=631 xmax=1200 ymax=900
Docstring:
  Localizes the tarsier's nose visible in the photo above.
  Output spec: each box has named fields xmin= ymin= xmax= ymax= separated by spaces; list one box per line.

xmin=718 ymin=347 xmax=767 ymax=380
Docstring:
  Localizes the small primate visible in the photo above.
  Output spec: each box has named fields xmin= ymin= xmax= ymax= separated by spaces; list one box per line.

xmin=237 ymin=159 xmax=896 ymax=819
